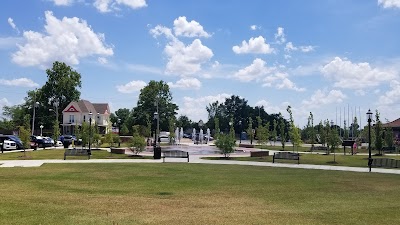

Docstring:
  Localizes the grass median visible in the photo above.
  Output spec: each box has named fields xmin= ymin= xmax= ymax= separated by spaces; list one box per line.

xmin=0 ymin=149 xmax=153 ymax=160
xmin=0 ymin=163 xmax=399 ymax=224
xmin=203 ymin=153 xmax=400 ymax=168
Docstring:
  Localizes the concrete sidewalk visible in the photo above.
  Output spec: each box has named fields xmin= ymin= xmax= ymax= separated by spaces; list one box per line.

xmin=1 ymin=153 xmax=399 ymax=175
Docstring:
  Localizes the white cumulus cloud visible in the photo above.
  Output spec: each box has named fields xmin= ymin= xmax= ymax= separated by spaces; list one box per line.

xmin=179 ymin=93 xmax=231 ymax=122
xmin=285 ymin=42 xmax=314 ymax=53
xmin=173 ymin=16 xmax=211 ymax=38
xmin=116 ymin=80 xmax=146 ymax=93
xmin=321 ymin=57 xmax=396 ymax=89
xmin=255 ymin=100 xmax=284 ymax=114
xmin=302 ymin=89 xmax=347 ymax=108
xmin=168 ymin=78 xmax=202 ymax=90
xmin=263 ymin=72 xmax=305 ymax=92
xmin=94 ymin=0 xmax=147 ymax=12
xmin=0 ymin=78 xmax=39 ymax=87
xmin=378 ymin=80 xmax=400 ymax=105
xmin=12 ymin=11 xmax=113 ymax=68
xmin=52 ymin=0 xmax=74 ymax=6
xmin=250 ymin=25 xmax=261 ymax=30
xmin=274 ymin=27 xmax=286 ymax=44
xmin=164 ymin=39 xmax=213 ymax=75
xmin=232 ymin=36 xmax=274 ymax=54
xmin=7 ymin=18 xmax=19 ymax=34
xmin=378 ymin=0 xmax=400 ymax=8
xmin=234 ymin=58 xmax=272 ymax=82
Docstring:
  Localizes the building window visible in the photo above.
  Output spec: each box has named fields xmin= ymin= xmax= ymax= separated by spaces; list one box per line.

xmin=69 ymin=115 xmax=75 ymax=123
xmin=83 ymin=115 xmax=86 ymax=122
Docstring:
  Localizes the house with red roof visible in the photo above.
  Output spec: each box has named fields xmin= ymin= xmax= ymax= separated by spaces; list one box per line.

xmin=382 ymin=118 xmax=400 ymax=140
xmin=61 ymin=100 xmax=111 ymax=135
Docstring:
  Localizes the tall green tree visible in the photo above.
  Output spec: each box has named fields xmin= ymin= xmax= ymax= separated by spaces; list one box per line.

xmin=384 ymin=127 xmax=394 ymax=148
xmin=271 ymin=119 xmax=277 ymax=146
xmin=375 ymin=110 xmax=383 ymax=155
xmin=132 ymin=80 xmax=178 ymax=132
xmin=286 ymin=106 xmax=301 ymax=152
xmin=279 ymin=114 xmax=286 ymax=150
xmin=247 ymin=117 xmax=254 ymax=145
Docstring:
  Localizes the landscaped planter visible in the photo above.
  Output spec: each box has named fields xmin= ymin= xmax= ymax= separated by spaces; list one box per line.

xmin=110 ymin=148 xmax=126 ymax=154
xmin=250 ymin=151 xmax=269 ymax=157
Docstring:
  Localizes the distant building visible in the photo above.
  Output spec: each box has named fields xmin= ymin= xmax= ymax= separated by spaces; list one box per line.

xmin=382 ymin=118 xmax=400 ymax=140
xmin=61 ymin=100 xmax=111 ymax=135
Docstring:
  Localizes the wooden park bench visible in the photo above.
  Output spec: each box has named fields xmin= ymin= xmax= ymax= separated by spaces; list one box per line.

xmin=273 ymin=152 xmax=300 ymax=164
xmin=310 ymin=146 xmax=328 ymax=151
xmin=64 ymin=148 xmax=91 ymax=160
xmin=371 ymin=158 xmax=400 ymax=168
xmin=162 ymin=150 xmax=189 ymax=163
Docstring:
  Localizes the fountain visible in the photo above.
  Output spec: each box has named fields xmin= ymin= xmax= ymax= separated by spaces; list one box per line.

xmin=180 ymin=127 xmax=184 ymax=144
xmin=175 ymin=127 xmax=179 ymax=145
xmin=199 ymin=129 xmax=204 ymax=145
xmin=192 ymin=128 xmax=196 ymax=142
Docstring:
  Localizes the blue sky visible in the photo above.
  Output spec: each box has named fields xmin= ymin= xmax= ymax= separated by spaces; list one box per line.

xmin=1 ymin=0 xmax=400 ymax=128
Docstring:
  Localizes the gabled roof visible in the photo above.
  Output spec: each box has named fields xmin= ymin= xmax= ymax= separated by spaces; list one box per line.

xmin=63 ymin=100 xmax=110 ymax=114
xmin=93 ymin=103 xmax=110 ymax=115
xmin=382 ymin=118 xmax=400 ymax=128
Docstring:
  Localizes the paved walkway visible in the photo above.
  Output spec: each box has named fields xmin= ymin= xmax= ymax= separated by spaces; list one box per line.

xmin=1 ymin=149 xmax=400 ymax=175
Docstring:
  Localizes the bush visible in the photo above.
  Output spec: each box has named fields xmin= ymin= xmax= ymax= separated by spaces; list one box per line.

xmin=214 ymin=134 xmax=236 ymax=158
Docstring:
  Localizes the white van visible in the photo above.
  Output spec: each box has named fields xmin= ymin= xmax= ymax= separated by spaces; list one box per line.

xmin=1 ymin=140 xmax=17 ymax=151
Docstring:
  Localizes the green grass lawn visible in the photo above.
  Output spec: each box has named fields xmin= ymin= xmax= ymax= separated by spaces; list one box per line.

xmin=0 ymin=163 xmax=399 ymax=224
xmin=0 ymin=149 xmax=153 ymax=160
xmin=205 ymin=153 xmax=400 ymax=168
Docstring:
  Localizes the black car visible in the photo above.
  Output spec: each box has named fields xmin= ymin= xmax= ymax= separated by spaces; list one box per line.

xmin=31 ymin=136 xmax=53 ymax=148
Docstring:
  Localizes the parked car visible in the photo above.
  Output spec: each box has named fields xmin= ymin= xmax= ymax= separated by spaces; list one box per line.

xmin=55 ymin=140 xmax=63 ymax=147
xmin=44 ymin=137 xmax=55 ymax=146
xmin=31 ymin=135 xmax=53 ymax=148
xmin=0 ymin=139 xmax=17 ymax=151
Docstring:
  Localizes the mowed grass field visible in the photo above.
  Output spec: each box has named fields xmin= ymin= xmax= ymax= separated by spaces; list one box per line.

xmin=0 ymin=163 xmax=400 ymax=224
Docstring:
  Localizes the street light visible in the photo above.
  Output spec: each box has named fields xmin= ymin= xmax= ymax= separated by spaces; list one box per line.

xmin=89 ymin=112 xmax=93 ymax=152
xmin=153 ymin=111 xmax=159 ymax=147
xmin=40 ymin=125 xmax=44 ymax=136
xmin=239 ymin=120 xmax=242 ymax=144
xmin=330 ymin=120 xmax=335 ymax=163
xmin=367 ymin=109 xmax=373 ymax=172
xmin=31 ymin=101 xmax=39 ymax=135
xmin=117 ymin=118 xmax=121 ymax=147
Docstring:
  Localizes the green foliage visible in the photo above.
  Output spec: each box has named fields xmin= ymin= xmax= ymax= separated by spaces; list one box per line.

xmin=375 ymin=110 xmax=383 ymax=154
xmin=52 ymin=120 xmax=61 ymax=142
xmin=132 ymin=80 xmax=178 ymax=132
xmin=328 ymin=127 xmax=341 ymax=153
xmin=214 ymin=133 xmax=236 ymax=158
xmin=120 ymin=124 xmax=129 ymax=135
xmin=229 ymin=118 xmax=235 ymax=139
xmin=80 ymin=122 xmax=90 ymax=146
xmin=103 ymin=132 xmax=116 ymax=147
xmin=384 ymin=127 xmax=394 ymax=148
xmin=271 ymin=119 xmax=277 ymax=146
xmin=214 ymin=117 xmax=220 ymax=139
xmin=286 ymin=106 xmax=301 ymax=151
xmin=18 ymin=126 xmax=31 ymax=149
xmin=130 ymin=127 xmax=146 ymax=155
xmin=279 ymin=115 xmax=286 ymax=150
xmin=257 ymin=121 xmax=269 ymax=145
xmin=246 ymin=117 xmax=253 ymax=144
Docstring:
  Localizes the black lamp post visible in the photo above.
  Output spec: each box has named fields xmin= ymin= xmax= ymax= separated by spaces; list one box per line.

xmin=331 ymin=120 xmax=335 ymax=163
xmin=367 ymin=109 xmax=373 ymax=172
xmin=89 ymin=112 xmax=92 ymax=153
xmin=239 ymin=120 xmax=242 ymax=144
xmin=117 ymin=118 xmax=121 ymax=147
